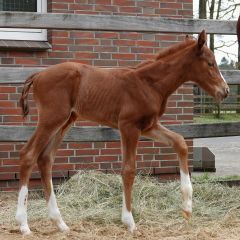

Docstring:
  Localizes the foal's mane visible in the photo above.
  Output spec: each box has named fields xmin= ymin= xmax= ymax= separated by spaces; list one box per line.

xmin=132 ymin=37 xmax=196 ymax=70
xmin=155 ymin=37 xmax=196 ymax=60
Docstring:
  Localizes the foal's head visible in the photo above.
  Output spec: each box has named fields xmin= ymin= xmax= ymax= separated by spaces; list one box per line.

xmin=188 ymin=30 xmax=229 ymax=102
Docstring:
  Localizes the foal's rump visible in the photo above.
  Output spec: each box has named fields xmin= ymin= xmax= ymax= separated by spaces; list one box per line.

xmin=20 ymin=62 xmax=82 ymax=118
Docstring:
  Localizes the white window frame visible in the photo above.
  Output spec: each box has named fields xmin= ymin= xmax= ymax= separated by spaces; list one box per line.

xmin=0 ymin=0 xmax=47 ymax=41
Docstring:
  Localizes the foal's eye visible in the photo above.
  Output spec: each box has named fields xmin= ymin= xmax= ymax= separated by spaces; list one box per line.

xmin=208 ymin=62 xmax=214 ymax=67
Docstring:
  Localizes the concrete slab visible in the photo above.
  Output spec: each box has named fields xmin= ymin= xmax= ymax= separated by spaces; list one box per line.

xmin=193 ymin=136 xmax=240 ymax=176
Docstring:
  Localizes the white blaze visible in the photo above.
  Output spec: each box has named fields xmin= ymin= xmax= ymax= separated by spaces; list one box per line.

xmin=220 ymin=71 xmax=227 ymax=83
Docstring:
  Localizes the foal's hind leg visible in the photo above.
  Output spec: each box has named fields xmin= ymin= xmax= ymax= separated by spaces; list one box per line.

xmin=143 ymin=124 xmax=193 ymax=219
xmin=16 ymin=112 xmax=71 ymax=235
xmin=119 ymin=123 xmax=140 ymax=232
xmin=37 ymin=115 xmax=75 ymax=232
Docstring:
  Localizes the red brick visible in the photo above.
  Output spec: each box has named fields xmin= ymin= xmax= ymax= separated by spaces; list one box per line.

xmin=0 ymin=173 xmax=16 ymax=180
xmin=48 ymin=52 xmax=74 ymax=58
xmin=68 ymin=143 xmax=92 ymax=149
xmin=119 ymin=6 xmax=142 ymax=13
xmin=0 ymin=108 xmax=21 ymax=115
xmin=52 ymin=31 xmax=69 ymax=37
xmin=0 ymin=101 xmax=16 ymax=108
xmin=178 ymin=9 xmax=192 ymax=16
xmin=8 ymin=52 xmax=34 ymax=57
xmin=0 ymin=166 xmax=19 ymax=172
xmin=2 ymin=159 xmax=19 ymax=166
xmin=120 ymin=33 xmax=142 ymax=40
xmin=15 ymin=58 xmax=40 ymax=65
xmin=114 ymin=40 xmax=136 ymax=46
xmin=138 ymin=141 xmax=153 ymax=147
xmin=156 ymin=35 xmax=177 ymax=41
xmin=101 ymin=148 xmax=121 ymax=155
xmin=52 ymin=3 xmax=68 ymax=9
xmin=70 ymin=31 xmax=94 ymax=38
xmin=155 ymin=153 xmax=177 ymax=160
xmin=113 ymin=0 xmax=135 ymax=6
xmin=56 ymin=149 xmax=74 ymax=157
xmin=56 ymin=0 xmax=74 ymax=2
xmin=3 ymin=116 xmax=25 ymax=123
xmin=70 ymin=156 xmax=94 ymax=163
xmin=137 ymin=161 xmax=159 ymax=168
xmin=52 ymin=164 xmax=74 ymax=171
xmin=0 ymin=94 xmax=8 ymax=100
xmin=137 ymin=148 xmax=160 ymax=154
xmin=95 ymin=155 xmax=118 ymax=162
xmin=76 ymin=149 xmax=99 ymax=155
xmin=95 ymin=0 xmax=112 ymax=4
xmin=75 ymin=38 xmax=99 ymax=45
xmin=95 ymin=32 xmax=119 ymax=39
xmin=75 ymin=52 xmax=99 ymax=59
xmin=51 ymin=38 xmax=74 ymax=45
xmin=177 ymin=102 xmax=193 ymax=107
xmin=52 ymin=45 xmax=69 ymax=51
xmin=112 ymin=53 xmax=135 ymax=60
xmin=0 ymin=145 xmax=14 ymax=151
xmin=0 ymin=87 xmax=16 ymax=93
xmin=69 ymin=4 xmax=93 ymax=10
xmin=156 ymin=9 xmax=177 ymax=15
xmin=95 ymin=5 xmax=118 ymax=12
xmin=160 ymin=3 xmax=183 ymax=9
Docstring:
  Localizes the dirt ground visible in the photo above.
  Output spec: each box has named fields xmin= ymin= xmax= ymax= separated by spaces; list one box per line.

xmin=1 ymin=193 xmax=240 ymax=240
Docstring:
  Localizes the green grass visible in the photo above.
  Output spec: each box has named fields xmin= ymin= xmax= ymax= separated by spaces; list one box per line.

xmin=194 ymin=113 xmax=240 ymax=123
xmin=192 ymin=172 xmax=240 ymax=183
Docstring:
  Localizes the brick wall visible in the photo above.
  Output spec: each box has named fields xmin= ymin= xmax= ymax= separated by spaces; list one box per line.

xmin=0 ymin=0 xmax=193 ymax=191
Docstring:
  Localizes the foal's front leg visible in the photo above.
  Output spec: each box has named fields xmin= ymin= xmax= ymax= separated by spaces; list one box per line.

xmin=143 ymin=124 xmax=193 ymax=218
xmin=119 ymin=124 xmax=140 ymax=232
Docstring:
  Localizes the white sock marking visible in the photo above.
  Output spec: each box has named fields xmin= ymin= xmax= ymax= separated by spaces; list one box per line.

xmin=48 ymin=181 xmax=69 ymax=232
xmin=121 ymin=193 xmax=136 ymax=233
xmin=15 ymin=185 xmax=31 ymax=235
xmin=180 ymin=170 xmax=193 ymax=213
xmin=220 ymin=72 xmax=227 ymax=83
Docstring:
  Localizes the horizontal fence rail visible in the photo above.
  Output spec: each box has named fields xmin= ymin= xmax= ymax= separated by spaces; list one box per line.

xmin=0 ymin=12 xmax=237 ymax=35
xmin=0 ymin=67 xmax=238 ymax=85
xmin=1 ymin=123 xmax=240 ymax=142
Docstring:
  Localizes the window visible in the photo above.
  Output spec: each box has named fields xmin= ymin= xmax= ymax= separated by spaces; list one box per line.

xmin=0 ymin=0 xmax=47 ymax=41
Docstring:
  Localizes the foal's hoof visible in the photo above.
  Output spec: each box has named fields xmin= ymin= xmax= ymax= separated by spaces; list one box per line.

xmin=181 ymin=209 xmax=192 ymax=220
xmin=122 ymin=216 xmax=136 ymax=233
xmin=20 ymin=225 xmax=32 ymax=235
xmin=58 ymin=222 xmax=70 ymax=233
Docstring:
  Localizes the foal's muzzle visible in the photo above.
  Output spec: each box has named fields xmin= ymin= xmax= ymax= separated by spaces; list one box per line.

xmin=216 ymin=86 xmax=230 ymax=102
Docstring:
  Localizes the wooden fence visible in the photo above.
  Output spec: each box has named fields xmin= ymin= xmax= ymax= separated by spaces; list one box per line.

xmin=0 ymin=12 xmax=240 ymax=141
xmin=194 ymin=85 xmax=240 ymax=114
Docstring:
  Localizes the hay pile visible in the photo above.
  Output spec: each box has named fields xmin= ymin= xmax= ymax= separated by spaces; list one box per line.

xmin=1 ymin=171 xmax=240 ymax=239
xmin=23 ymin=171 xmax=240 ymax=227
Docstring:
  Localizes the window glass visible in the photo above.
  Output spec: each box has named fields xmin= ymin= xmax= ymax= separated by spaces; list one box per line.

xmin=0 ymin=0 xmax=37 ymax=12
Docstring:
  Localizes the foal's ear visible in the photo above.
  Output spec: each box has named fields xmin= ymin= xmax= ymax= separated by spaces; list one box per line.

xmin=198 ymin=30 xmax=207 ymax=49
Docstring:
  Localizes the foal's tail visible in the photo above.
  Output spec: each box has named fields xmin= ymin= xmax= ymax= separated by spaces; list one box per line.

xmin=20 ymin=73 xmax=38 ymax=118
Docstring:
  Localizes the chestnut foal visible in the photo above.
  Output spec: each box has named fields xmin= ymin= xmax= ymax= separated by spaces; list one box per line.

xmin=16 ymin=30 xmax=229 ymax=235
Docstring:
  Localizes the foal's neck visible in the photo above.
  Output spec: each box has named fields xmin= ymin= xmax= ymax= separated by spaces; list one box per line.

xmin=136 ymin=46 xmax=194 ymax=99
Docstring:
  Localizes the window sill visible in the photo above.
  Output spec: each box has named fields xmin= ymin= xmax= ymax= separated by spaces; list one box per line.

xmin=0 ymin=40 xmax=51 ymax=51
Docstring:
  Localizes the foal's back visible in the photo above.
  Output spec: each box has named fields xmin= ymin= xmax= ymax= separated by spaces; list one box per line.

xmin=33 ymin=62 xmax=140 ymax=127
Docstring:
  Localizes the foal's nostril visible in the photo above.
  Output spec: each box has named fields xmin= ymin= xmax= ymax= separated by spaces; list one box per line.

xmin=224 ymin=87 xmax=230 ymax=98
xmin=226 ymin=87 xmax=230 ymax=95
